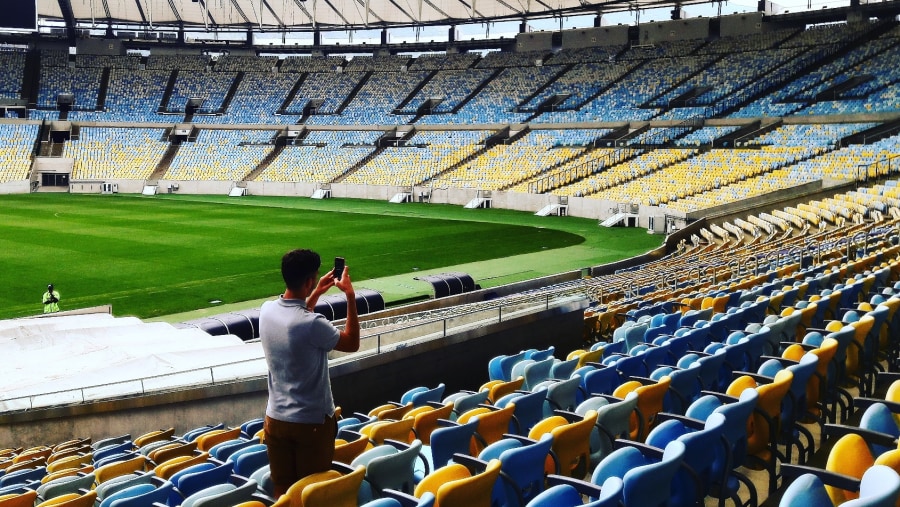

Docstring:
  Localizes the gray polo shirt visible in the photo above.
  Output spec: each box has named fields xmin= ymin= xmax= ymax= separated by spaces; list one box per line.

xmin=260 ymin=297 xmax=341 ymax=424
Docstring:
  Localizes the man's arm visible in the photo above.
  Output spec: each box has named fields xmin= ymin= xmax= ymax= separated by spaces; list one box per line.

xmin=305 ymin=270 xmax=335 ymax=311
xmin=333 ymin=266 xmax=359 ymax=353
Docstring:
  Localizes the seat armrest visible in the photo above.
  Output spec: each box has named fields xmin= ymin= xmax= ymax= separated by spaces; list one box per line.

xmin=656 ymin=412 xmax=705 ymax=429
xmin=553 ymin=410 xmax=581 ymax=423
xmin=331 ymin=461 xmax=356 ymax=474
xmin=780 ymin=464 xmax=861 ymax=492
xmin=699 ymin=391 xmax=738 ymax=403
xmin=823 ymin=424 xmax=898 ymax=448
xmin=382 ymin=489 xmax=426 ymax=507
xmin=545 ymin=474 xmax=605 ymax=498
xmin=612 ymin=439 xmax=664 ymax=458
xmin=451 ymin=453 xmax=488 ymax=474
xmin=853 ymin=398 xmax=900 ymax=413
xmin=731 ymin=371 xmax=773 ymax=384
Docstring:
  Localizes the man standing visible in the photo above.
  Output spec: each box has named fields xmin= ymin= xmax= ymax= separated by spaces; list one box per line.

xmin=42 ymin=284 xmax=60 ymax=313
xmin=259 ymin=249 xmax=359 ymax=498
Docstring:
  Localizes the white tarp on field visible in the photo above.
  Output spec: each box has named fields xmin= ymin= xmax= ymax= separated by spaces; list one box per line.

xmin=0 ymin=313 xmax=265 ymax=413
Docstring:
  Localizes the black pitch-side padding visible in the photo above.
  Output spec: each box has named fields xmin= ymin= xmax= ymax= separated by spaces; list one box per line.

xmin=314 ymin=289 xmax=385 ymax=321
xmin=180 ymin=317 xmax=229 ymax=337
xmin=231 ymin=308 xmax=260 ymax=339
xmin=179 ymin=290 xmax=384 ymax=338
xmin=414 ymin=272 xmax=476 ymax=299
xmin=217 ymin=312 xmax=255 ymax=341
xmin=179 ymin=312 xmax=257 ymax=341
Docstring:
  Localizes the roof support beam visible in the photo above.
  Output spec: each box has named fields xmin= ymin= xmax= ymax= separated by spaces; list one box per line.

xmin=260 ymin=0 xmax=285 ymax=26
xmin=132 ymin=0 xmax=150 ymax=26
xmin=56 ymin=0 xmax=77 ymax=42
xmin=227 ymin=0 xmax=253 ymax=25
xmin=166 ymin=0 xmax=183 ymax=22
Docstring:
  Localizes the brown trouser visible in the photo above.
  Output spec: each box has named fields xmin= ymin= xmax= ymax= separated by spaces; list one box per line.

xmin=263 ymin=414 xmax=337 ymax=498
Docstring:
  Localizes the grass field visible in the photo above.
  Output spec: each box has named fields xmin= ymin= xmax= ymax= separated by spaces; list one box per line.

xmin=0 ymin=193 xmax=662 ymax=321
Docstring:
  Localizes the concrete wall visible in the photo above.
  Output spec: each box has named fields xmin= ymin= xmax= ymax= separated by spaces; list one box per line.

xmin=638 ymin=18 xmax=711 ymax=44
xmin=245 ymin=181 xmax=319 ymax=197
xmin=33 ymin=157 xmax=74 ymax=173
xmin=76 ymin=38 xmax=125 ymax=56
xmin=515 ymin=31 xmax=554 ymax=53
xmin=72 ymin=179 xmax=682 ymax=231
xmin=561 ymin=26 xmax=630 ymax=49
xmin=0 ymin=180 xmax=30 ymax=194
xmin=70 ymin=181 xmax=104 ymax=194
xmin=157 ymin=179 xmax=234 ymax=195
xmin=719 ymin=12 xmax=766 ymax=37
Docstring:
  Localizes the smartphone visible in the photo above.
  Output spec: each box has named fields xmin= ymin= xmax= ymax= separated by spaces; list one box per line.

xmin=333 ymin=256 xmax=345 ymax=280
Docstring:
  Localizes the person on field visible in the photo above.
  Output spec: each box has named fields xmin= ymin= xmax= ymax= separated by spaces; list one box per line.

xmin=42 ymin=284 xmax=60 ymax=313
xmin=259 ymin=249 xmax=359 ymax=498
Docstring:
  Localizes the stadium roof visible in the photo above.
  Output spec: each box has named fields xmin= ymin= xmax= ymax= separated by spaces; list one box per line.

xmin=39 ymin=0 xmax=718 ymax=31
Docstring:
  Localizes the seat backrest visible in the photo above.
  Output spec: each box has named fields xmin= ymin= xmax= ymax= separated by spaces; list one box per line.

xmin=428 ymin=419 xmax=478 ymax=470
xmin=93 ymin=435 xmax=131 ymax=452
xmin=409 ymin=384 xmax=447 ymax=408
xmin=631 ymin=376 xmax=672 ymax=441
xmin=366 ymin=418 xmax=416 ymax=446
xmin=0 ymin=490 xmax=38 ymax=507
xmin=446 ymin=391 xmax=488 ymax=421
xmin=36 ymin=473 xmax=96 ymax=503
xmin=582 ymin=366 xmax=622 ymax=397
xmin=485 ymin=377 xmax=525 ymax=404
xmin=501 ymin=389 xmax=545 ymax=436
xmin=410 ymin=403 xmax=455 ymax=445
xmin=550 ymin=411 xmax=598 ymax=478
xmin=622 ymin=440 xmax=686 ymax=507
xmin=676 ymin=413 xmax=726 ymax=503
xmin=334 ymin=431 xmax=369 ymax=465
xmin=493 ymin=435 xmax=553 ymax=506
xmin=436 ymin=459 xmax=501 ymax=507
xmin=843 ymin=465 xmax=900 ymax=507
xmin=98 ymin=483 xmax=156 ymax=507
xmin=666 ymin=363 xmax=702 ymax=414
xmin=176 ymin=462 xmax=235 ymax=500
xmin=499 ymin=352 xmax=527 ymax=382
xmin=232 ymin=446 xmax=268 ymax=477
xmin=92 ymin=442 xmax=134 ymax=464
xmin=210 ymin=438 xmax=258 ymax=462
xmin=713 ymin=388 xmax=758 ymax=468
xmin=525 ymin=484 xmax=584 ymax=507
xmin=0 ymin=466 xmax=47 ymax=488
xmin=510 ymin=360 xmax=535 ymax=384
xmin=592 ymin=391 xmax=638 ymax=462
xmin=36 ymin=490 xmax=97 ymax=507
xmin=489 ymin=355 xmax=508 ymax=382
xmin=192 ymin=479 xmax=257 ymax=507
xmin=94 ymin=455 xmax=147 ymax=485
xmin=183 ymin=425 xmax=225 ymax=443
xmin=301 ymin=466 xmax=365 ymax=507
xmin=695 ymin=349 xmax=727 ymax=392
xmin=196 ymin=428 xmax=242 ymax=453
xmin=550 ymin=358 xmax=579 ymax=380
xmin=156 ymin=453 xmax=211 ymax=481
xmin=541 ymin=377 xmax=581 ymax=417
xmin=826 ymin=433 xmax=876 ymax=505
xmin=360 ymin=440 xmax=422 ymax=496
xmin=576 ymin=349 xmax=604 ymax=369
xmin=523 ymin=358 xmax=556 ymax=391
xmin=780 ymin=473 xmax=832 ymax=507
xmin=462 ymin=405 xmax=515 ymax=453
xmin=271 ymin=470 xmax=340 ymax=507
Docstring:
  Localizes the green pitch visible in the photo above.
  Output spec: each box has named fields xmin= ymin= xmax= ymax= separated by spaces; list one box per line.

xmin=0 ymin=193 xmax=662 ymax=320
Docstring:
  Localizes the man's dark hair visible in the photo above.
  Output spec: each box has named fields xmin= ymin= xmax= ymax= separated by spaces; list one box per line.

xmin=281 ymin=249 xmax=321 ymax=291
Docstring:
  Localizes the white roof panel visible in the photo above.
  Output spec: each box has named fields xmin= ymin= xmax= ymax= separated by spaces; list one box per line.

xmin=38 ymin=0 xmax=706 ymax=29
